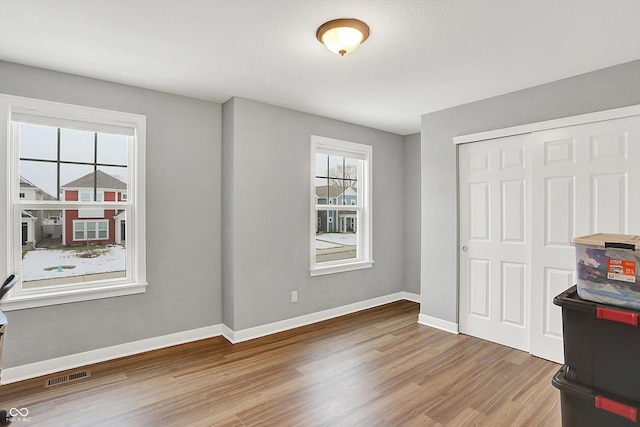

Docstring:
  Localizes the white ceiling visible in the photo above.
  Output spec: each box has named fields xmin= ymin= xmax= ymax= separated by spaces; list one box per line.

xmin=1 ymin=0 xmax=639 ymax=135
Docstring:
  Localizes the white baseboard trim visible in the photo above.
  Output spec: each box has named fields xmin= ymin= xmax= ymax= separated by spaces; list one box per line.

xmin=2 ymin=292 xmax=422 ymax=384
xmin=1 ymin=324 xmax=223 ymax=385
xmin=401 ymin=291 xmax=420 ymax=303
xmin=225 ymin=291 xmax=419 ymax=344
xmin=418 ymin=314 xmax=459 ymax=334
xmin=221 ymin=324 xmax=235 ymax=344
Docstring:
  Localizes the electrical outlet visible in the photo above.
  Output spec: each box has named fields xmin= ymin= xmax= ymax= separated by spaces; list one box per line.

xmin=291 ymin=291 xmax=298 ymax=303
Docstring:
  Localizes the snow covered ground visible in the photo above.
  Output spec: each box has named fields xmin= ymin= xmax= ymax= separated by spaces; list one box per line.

xmin=21 ymin=237 xmax=348 ymax=282
xmin=22 ymin=245 xmax=126 ymax=281
xmin=315 ymin=233 xmax=357 ymax=249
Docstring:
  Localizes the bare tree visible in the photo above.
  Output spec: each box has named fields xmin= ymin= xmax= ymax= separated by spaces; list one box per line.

xmin=329 ymin=164 xmax=357 ymax=191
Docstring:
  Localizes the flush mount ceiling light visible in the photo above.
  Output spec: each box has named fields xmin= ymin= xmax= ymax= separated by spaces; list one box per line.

xmin=316 ymin=18 xmax=370 ymax=56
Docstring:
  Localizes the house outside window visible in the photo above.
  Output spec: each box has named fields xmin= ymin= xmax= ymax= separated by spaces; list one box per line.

xmin=310 ymin=135 xmax=373 ymax=276
xmin=0 ymin=94 xmax=147 ymax=310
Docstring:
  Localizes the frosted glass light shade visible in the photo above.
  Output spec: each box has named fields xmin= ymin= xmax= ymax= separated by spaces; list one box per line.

xmin=316 ymin=19 xmax=370 ymax=56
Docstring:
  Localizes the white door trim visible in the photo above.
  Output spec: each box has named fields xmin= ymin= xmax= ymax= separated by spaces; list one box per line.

xmin=453 ymin=104 xmax=640 ymax=145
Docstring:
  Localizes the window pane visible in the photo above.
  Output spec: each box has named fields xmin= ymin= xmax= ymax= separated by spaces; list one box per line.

xmin=59 ymin=128 xmax=95 ymax=163
xmin=344 ymin=157 xmax=358 ymax=185
xmin=98 ymin=222 xmax=108 ymax=239
xmin=60 ymin=163 xmax=95 ymax=201
xmin=21 ymin=211 xmax=126 ymax=289
xmin=315 ymin=153 xmax=328 ymax=177
xmin=315 ymin=210 xmax=358 ymax=263
xmin=19 ymin=160 xmax=58 ymax=200
xmin=351 ymin=181 xmax=358 ymax=206
xmin=74 ymin=221 xmax=85 ymax=240
xmin=19 ymin=123 xmax=57 ymax=161
xmin=329 ymin=155 xmax=344 ymax=181
xmin=98 ymin=166 xmax=128 ymax=196
xmin=323 ymin=156 xmax=359 ymax=205
xmin=20 ymin=207 xmax=61 ymax=246
xmin=97 ymin=133 xmax=128 ymax=165
xmin=87 ymin=222 xmax=96 ymax=239
xmin=315 ymin=178 xmax=329 ymax=205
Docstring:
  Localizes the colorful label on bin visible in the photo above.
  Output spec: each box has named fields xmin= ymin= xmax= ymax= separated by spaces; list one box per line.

xmin=607 ymin=259 xmax=637 ymax=283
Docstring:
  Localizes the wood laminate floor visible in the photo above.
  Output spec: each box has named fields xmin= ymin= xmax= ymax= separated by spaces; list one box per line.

xmin=0 ymin=301 xmax=561 ymax=426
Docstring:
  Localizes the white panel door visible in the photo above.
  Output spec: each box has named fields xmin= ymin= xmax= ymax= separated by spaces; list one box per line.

xmin=530 ymin=116 xmax=640 ymax=363
xmin=459 ymin=134 xmax=532 ymax=352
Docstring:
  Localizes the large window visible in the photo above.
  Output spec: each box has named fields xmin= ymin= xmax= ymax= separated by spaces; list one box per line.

xmin=0 ymin=94 xmax=147 ymax=310
xmin=310 ymin=135 xmax=373 ymax=275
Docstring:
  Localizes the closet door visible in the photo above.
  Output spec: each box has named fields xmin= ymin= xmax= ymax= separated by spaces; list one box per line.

xmin=530 ymin=116 xmax=640 ymax=363
xmin=459 ymin=134 xmax=532 ymax=351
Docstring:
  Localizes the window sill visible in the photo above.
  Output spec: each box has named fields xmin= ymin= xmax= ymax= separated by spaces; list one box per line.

xmin=0 ymin=281 xmax=147 ymax=311
xmin=310 ymin=260 xmax=374 ymax=276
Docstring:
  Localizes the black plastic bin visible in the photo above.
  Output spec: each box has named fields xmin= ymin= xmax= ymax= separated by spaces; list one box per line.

xmin=554 ymin=285 xmax=640 ymax=401
xmin=553 ymin=366 xmax=639 ymax=426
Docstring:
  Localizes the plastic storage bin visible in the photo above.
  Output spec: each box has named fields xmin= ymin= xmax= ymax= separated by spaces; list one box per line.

xmin=554 ymin=286 xmax=640 ymax=401
xmin=572 ymin=233 xmax=640 ymax=310
xmin=553 ymin=366 xmax=639 ymax=426
xmin=571 ymin=233 xmax=640 ymax=309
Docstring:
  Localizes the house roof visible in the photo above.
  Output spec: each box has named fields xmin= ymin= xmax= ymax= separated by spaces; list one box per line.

xmin=62 ymin=170 xmax=127 ymax=190
xmin=20 ymin=176 xmax=57 ymax=200
xmin=20 ymin=176 xmax=37 ymax=188
xmin=315 ymin=185 xmax=356 ymax=199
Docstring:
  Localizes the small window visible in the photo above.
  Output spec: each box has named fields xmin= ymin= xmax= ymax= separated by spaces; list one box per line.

xmin=79 ymin=191 xmax=104 ymax=202
xmin=72 ymin=220 xmax=109 ymax=241
xmin=310 ymin=135 xmax=373 ymax=276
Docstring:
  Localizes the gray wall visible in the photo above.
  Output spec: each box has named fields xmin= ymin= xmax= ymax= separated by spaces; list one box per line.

xmin=0 ymin=62 xmax=417 ymax=370
xmin=221 ymin=98 xmax=236 ymax=329
xmin=403 ymin=133 xmax=421 ymax=294
xmin=224 ymin=97 xmax=406 ymax=331
xmin=0 ymin=61 xmax=223 ymax=367
xmin=420 ymin=59 xmax=640 ymax=324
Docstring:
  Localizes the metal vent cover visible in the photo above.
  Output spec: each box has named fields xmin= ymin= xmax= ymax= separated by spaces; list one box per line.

xmin=44 ymin=369 xmax=90 ymax=388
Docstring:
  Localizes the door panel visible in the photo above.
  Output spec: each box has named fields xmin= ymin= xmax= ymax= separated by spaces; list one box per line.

xmin=530 ymin=116 xmax=640 ymax=363
xmin=501 ymin=261 xmax=525 ymax=326
xmin=459 ymin=134 xmax=531 ymax=352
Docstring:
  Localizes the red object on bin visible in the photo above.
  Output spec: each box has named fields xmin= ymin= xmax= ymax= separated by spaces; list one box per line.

xmin=595 ymin=395 xmax=638 ymax=422
xmin=596 ymin=307 xmax=639 ymax=326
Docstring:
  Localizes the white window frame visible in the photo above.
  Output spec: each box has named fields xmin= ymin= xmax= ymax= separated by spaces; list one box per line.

xmin=0 ymin=94 xmax=147 ymax=311
xmin=310 ymin=135 xmax=373 ymax=276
